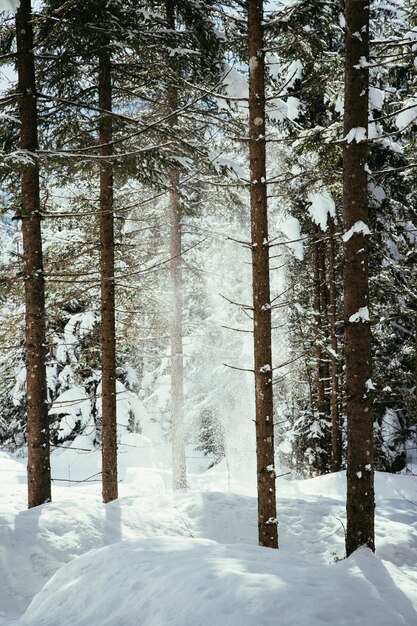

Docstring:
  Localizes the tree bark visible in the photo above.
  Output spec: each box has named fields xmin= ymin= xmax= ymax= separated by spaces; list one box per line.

xmin=248 ymin=0 xmax=278 ymax=549
xmin=312 ymin=227 xmax=331 ymax=472
xmin=343 ymin=0 xmax=374 ymax=556
xmin=318 ymin=237 xmax=330 ymax=413
xmin=329 ymin=217 xmax=342 ymax=471
xmin=166 ymin=0 xmax=187 ymax=490
xmin=415 ymin=313 xmax=417 ymax=430
xmin=16 ymin=0 xmax=52 ymax=508
xmin=312 ymin=230 xmax=328 ymax=418
xmin=99 ymin=47 xmax=118 ymax=503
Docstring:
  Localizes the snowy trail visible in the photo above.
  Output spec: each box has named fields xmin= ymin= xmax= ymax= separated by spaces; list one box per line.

xmin=0 ymin=453 xmax=417 ymax=624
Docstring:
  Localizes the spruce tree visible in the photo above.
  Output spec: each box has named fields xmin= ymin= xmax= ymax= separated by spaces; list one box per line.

xmin=343 ymin=0 xmax=374 ymax=556
xmin=15 ymin=0 xmax=51 ymax=507
xmin=248 ymin=0 xmax=278 ymax=549
xmin=98 ymin=39 xmax=118 ymax=503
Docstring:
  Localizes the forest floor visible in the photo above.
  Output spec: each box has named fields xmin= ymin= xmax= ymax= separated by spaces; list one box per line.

xmin=0 ymin=445 xmax=417 ymax=625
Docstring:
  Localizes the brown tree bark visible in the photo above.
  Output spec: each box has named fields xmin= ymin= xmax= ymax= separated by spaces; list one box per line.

xmin=312 ymin=234 xmax=324 ymax=410
xmin=248 ymin=0 xmax=278 ymax=549
xmin=329 ymin=217 xmax=342 ymax=471
xmin=415 ymin=314 xmax=417 ymax=429
xmin=312 ymin=227 xmax=331 ymax=472
xmin=343 ymin=0 xmax=374 ymax=556
xmin=16 ymin=0 xmax=52 ymax=508
xmin=318 ymin=237 xmax=330 ymax=411
xmin=312 ymin=230 xmax=329 ymax=417
xmin=99 ymin=47 xmax=118 ymax=503
xmin=166 ymin=0 xmax=187 ymax=490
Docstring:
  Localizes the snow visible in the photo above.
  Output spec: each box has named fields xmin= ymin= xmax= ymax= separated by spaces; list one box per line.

xmin=353 ymin=56 xmax=371 ymax=69
xmin=395 ymin=99 xmax=417 ymax=131
xmin=342 ymin=220 xmax=371 ymax=242
xmin=49 ymin=387 xmax=92 ymax=441
xmin=209 ymin=152 xmax=246 ymax=180
xmin=286 ymin=96 xmax=301 ymax=121
xmin=307 ymin=186 xmax=336 ymax=232
xmin=0 ymin=0 xmax=19 ymax=11
xmin=279 ymin=215 xmax=304 ymax=260
xmin=18 ymin=540 xmax=417 ymax=626
xmin=267 ymin=97 xmax=288 ymax=122
xmin=369 ymin=181 xmax=386 ymax=204
xmin=349 ymin=306 xmax=370 ymax=323
xmin=259 ymin=364 xmax=271 ymax=373
xmin=220 ymin=63 xmax=248 ymax=103
xmin=344 ymin=127 xmax=367 ymax=143
xmin=369 ymin=87 xmax=385 ymax=111
xmin=0 ymin=453 xmax=416 ymax=625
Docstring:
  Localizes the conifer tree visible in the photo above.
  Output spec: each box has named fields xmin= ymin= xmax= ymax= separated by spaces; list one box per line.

xmin=248 ymin=0 xmax=278 ymax=549
xmin=98 ymin=37 xmax=118 ymax=503
xmin=165 ymin=0 xmax=187 ymax=491
xmin=343 ymin=0 xmax=374 ymax=556
xmin=15 ymin=0 xmax=51 ymax=507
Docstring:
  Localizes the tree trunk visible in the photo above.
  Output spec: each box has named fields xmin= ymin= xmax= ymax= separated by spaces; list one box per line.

xmin=99 ymin=47 xmax=118 ymax=503
xmin=312 ymin=227 xmax=331 ymax=472
xmin=329 ymin=217 xmax=342 ymax=471
xmin=166 ymin=0 xmax=187 ymax=490
xmin=312 ymin=230 xmax=328 ymax=418
xmin=343 ymin=0 xmax=374 ymax=556
xmin=248 ymin=0 xmax=278 ymax=549
xmin=312 ymin=234 xmax=324 ymax=411
xmin=16 ymin=0 xmax=52 ymax=508
xmin=318 ymin=237 xmax=330 ymax=417
xmin=319 ymin=233 xmax=331 ymax=467
xmin=415 ymin=313 xmax=417 ymax=430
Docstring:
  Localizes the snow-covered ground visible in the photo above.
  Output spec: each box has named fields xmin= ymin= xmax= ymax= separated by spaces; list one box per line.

xmin=0 ymin=449 xmax=417 ymax=625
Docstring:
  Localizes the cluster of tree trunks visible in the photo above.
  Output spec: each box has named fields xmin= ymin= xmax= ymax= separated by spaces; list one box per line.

xmin=15 ymin=0 xmax=375 ymax=558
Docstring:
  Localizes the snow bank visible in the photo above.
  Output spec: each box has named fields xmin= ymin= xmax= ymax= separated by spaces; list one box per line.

xmin=0 ymin=450 xmax=26 ymax=484
xmin=50 ymin=434 xmax=166 ymax=484
xmin=19 ymin=538 xmax=417 ymax=626
xmin=1 ymin=452 xmax=417 ymax=625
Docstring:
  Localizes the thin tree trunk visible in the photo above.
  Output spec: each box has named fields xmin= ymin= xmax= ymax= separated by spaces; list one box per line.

xmin=318 ymin=237 xmax=330 ymax=414
xmin=169 ymin=172 xmax=187 ymax=490
xmin=343 ymin=0 xmax=374 ymax=556
xmin=248 ymin=0 xmax=278 ymax=549
xmin=329 ymin=217 xmax=342 ymax=471
xmin=16 ymin=0 xmax=52 ymax=508
xmin=99 ymin=47 xmax=118 ymax=503
xmin=312 ymin=228 xmax=331 ymax=472
xmin=415 ymin=314 xmax=417 ymax=430
xmin=312 ymin=230 xmax=326 ymax=420
xmin=166 ymin=0 xmax=187 ymax=490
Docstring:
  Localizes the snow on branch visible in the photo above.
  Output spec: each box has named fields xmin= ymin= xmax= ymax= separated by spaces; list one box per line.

xmin=342 ymin=221 xmax=371 ymax=242
xmin=349 ymin=307 xmax=370 ymax=323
